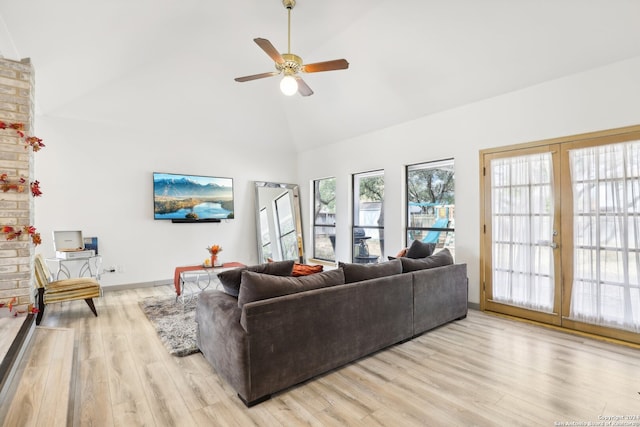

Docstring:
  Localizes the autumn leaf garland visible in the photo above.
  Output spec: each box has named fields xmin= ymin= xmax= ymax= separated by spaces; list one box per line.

xmin=1 ymin=225 xmax=42 ymax=245
xmin=0 ymin=121 xmax=45 ymax=151
xmin=1 ymin=121 xmax=44 ymax=246
xmin=0 ymin=174 xmax=43 ymax=196
xmin=0 ymin=297 xmax=39 ymax=317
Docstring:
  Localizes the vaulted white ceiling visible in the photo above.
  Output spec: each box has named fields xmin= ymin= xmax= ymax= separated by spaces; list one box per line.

xmin=1 ymin=0 xmax=640 ymax=152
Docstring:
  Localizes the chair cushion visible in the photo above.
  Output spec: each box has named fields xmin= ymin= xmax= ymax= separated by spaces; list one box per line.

xmin=46 ymin=277 xmax=100 ymax=291
xmin=43 ymin=277 xmax=101 ymax=303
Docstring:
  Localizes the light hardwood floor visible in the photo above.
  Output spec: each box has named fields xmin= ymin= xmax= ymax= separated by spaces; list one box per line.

xmin=4 ymin=284 xmax=640 ymax=426
xmin=0 ymin=317 xmax=24 ymax=365
xmin=2 ymin=327 xmax=75 ymax=426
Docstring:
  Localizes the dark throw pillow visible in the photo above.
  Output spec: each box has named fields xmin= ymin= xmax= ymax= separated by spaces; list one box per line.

xmin=405 ymin=240 xmax=436 ymax=259
xmin=400 ymin=248 xmax=454 ymax=273
xmin=237 ymin=268 xmax=345 ymax=307
xmin=338 ymin=258 xmax=402 ymax=284
xmin=218 ymin=260 xmax=295 ymax=297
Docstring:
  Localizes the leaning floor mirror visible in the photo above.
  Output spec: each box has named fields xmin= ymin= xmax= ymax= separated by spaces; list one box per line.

xmin=254 ymin=181 xmax=304 ymax=263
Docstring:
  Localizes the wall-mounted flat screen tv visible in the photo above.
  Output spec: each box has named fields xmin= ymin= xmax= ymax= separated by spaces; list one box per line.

xmin=153 ymin=172 xmax=234 ymax=221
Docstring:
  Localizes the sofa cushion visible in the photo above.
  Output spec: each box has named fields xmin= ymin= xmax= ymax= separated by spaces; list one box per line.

xmin=400 ymin=248 xmax=454 ymax=273
xmin=405 ymin=240 xmax=436 ymax=259
xmin=339 ymin=258 xmax=402 ymax=284
xmin=238 ymin=268 xmax=345 ymax=308
xmin=218 ymin=260 xmax=295 ymax=297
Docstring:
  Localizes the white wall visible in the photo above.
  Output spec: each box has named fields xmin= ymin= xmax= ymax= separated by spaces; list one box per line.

xmin=34 ymin=116 xmax=298 ymax=287
xmin=297 ymin=56 xmax=640 ymax=304
xmin=33 ymin=55 xmax=640 ymax=297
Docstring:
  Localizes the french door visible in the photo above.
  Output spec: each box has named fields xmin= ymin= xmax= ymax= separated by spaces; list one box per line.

xmin=482 ymin=145 xmax=562 ymax=325
xmin=481 ymin=125 xmax=640 ymax=344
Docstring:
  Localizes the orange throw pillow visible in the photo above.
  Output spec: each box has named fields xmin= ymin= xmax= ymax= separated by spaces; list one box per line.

xmin=396 ymin=248 xmax=408 ymax=257
xmin=292 ymin=263 xmax=324 ymax=277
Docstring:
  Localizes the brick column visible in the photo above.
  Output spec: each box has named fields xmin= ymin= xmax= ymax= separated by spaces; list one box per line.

xmin=0 ymin=57 xmax=35 ymax=313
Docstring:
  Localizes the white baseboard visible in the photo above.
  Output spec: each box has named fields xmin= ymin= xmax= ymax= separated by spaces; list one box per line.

xmin=101 ymin=279 xmax=173 ymax=292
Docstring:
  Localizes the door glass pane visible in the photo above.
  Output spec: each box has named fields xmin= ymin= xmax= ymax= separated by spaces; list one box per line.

xmin=490 ymin=152 xmax=555 ymax=312
xmin=569 ymin=141 xmax=640 ymax=332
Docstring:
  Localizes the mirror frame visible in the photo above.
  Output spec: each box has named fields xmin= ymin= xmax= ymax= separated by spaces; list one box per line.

xmin=254 ymin=181 xmax=305 ymax=264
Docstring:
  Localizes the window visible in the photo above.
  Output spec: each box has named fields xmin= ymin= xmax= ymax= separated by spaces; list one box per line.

xmin=353 ymin=170 xmax=384 ymax=263
xmin=259 ymin=207 xmax=272 ymax=262
xmin=406 ymin=159 xmax=455 ymax=254
xmin=275 ymin=191 xmax=298 ymax=261
xmin=313 ymin=177 xmax=336 ymax=262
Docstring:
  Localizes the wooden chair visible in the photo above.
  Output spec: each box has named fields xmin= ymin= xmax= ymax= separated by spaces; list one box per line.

xmin=33 ymin=254 xmax=102 ymax=325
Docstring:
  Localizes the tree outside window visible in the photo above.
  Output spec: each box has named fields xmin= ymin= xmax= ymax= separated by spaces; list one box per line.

xmin=406 ymin=159 xmax=455 ymax=255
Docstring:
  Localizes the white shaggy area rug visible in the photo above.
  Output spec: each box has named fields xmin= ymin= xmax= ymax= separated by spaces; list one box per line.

xmin=138 ymin=295 xmax=199 ymax=357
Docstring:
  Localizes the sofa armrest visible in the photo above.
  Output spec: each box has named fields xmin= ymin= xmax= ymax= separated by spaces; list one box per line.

xmin=195 ymin=290 xmax=250 ymax=398
xmin=412 ymin=263 xmax=468 ymax=335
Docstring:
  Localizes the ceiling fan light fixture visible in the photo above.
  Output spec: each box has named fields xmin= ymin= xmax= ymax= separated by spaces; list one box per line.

xmin=280 ymin=75 xmax=298 ymax=96
xmin=234 ymin=0 xmax=348 ymax=96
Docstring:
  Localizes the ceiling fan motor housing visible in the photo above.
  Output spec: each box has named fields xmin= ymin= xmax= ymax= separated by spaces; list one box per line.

xmin=277 ymin=53 xmax=302 ymax=75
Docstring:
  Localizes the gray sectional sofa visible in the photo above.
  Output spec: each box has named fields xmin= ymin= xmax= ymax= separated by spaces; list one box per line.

xmin=195 ymin=250 xmax=468 ymax=407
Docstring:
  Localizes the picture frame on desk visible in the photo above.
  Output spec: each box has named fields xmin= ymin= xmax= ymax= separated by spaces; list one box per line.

xmin=84 ymin=237 xmax=98 ymax=255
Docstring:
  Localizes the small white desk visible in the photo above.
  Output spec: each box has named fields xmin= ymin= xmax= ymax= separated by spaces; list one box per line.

xmin=45 ymin=256 xmax=102 ymax=281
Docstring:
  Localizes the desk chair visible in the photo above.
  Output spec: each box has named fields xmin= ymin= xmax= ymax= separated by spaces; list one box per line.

xmin=33 ymin=254 xmax=102 ymax=325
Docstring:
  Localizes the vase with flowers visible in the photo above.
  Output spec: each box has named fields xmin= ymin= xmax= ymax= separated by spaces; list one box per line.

xmin=207 ymin=244 xmax=223 ymax=267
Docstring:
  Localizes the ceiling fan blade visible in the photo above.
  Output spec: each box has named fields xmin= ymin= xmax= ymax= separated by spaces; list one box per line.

xmin=296 ymin=77 xmax=314 ymax=97
xmin=234 ymin=71 xmax=280 ymax=82
xmin=302 ymin=59 xmax=349 ymax=73
xmin=254 ymin=38 xmax=285 ymax=64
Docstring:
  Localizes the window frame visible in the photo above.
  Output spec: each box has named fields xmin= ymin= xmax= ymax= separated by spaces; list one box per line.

xmin=352 ymin=170 xmax=385 ymax=263
xmin=405 ymin=158 xmax=455 ymax=251
xmin=312 ymin=177 xmax=337 ymax=262
xmin=258 ymin=206 xmax=272 ymax=262
xmin=274 ymin=191 xmax=297 ymax=261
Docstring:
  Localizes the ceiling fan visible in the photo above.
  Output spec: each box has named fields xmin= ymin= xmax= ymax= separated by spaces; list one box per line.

xmin=234 ymin=0 xmax=349 ymax=97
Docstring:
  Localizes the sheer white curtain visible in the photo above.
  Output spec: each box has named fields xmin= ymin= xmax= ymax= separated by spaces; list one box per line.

xmin=569 ymin=141 xmax=640 ymax=332
xmin=491 ymin=153 xmax=555 ymax=312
